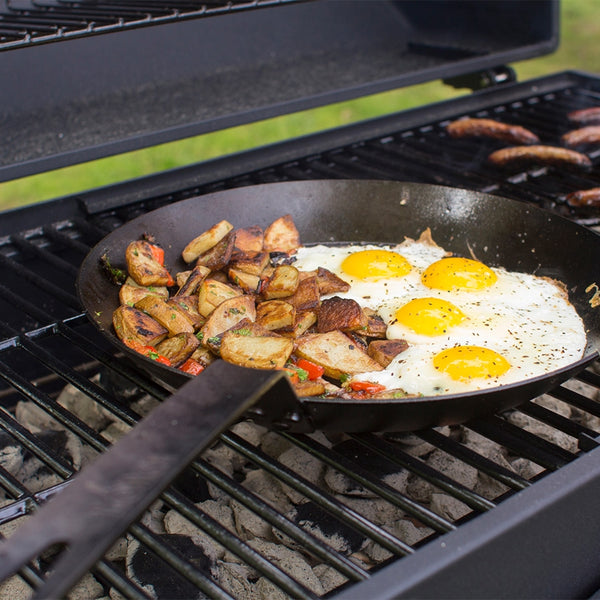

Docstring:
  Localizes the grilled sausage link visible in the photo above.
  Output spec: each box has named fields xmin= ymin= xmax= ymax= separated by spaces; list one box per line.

xmin=446 ymin=118 xmax=539 ymax=145
xmin=565 ymin=188 xmax=600 ymax=208
xmin=568 ymin=106 xmax=600 ymax=125
xmin=562 ymin=126 xmax=600 ymax=147
xmin=488 ymin=145 xmax=592 ymax=169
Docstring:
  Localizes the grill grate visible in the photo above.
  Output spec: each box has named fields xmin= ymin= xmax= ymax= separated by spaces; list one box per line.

xmin=1 ymin=75 xmax=600 ymax=598
xmin=0 ymin=0 xmax=304 ymax=50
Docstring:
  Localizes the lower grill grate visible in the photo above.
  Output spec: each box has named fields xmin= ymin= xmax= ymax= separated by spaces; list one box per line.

xmin=1 ymin=74 xmax=600 ymax=598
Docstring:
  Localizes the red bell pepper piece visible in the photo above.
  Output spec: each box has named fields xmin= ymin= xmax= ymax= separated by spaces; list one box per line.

xmin=296 ymin=359 xmax=324 ymax=380
xmin=179 ymin=358 xmax=205 ymax=376
xmin=349 ymin=380 xmax=386 ymax=394
xmin=149 ymin=244 xmax=165 ymax=266
xmin=123 ymin=338 xmax=172 ymax=366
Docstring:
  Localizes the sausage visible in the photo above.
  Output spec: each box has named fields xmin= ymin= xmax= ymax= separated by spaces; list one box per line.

xmin=488 ymin=145 xmax=592 ymax=169
xmin=561 ymin=126 xmax=600 ymax=147
xmin=568 ymin=107 xmax=600 ymax=125
xmin=446 ymin=118 xmax=539 ymax=144
xmin=565 ymin=188 xmax=600 ymax=208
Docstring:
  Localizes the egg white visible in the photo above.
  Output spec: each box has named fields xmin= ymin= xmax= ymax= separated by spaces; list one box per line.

xmin=293 ymin=237 xmax=586 ymax=397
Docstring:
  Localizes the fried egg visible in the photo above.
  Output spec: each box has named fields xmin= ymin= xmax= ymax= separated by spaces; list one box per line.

xmin=292 ymin=234 xmax=586 ymax=397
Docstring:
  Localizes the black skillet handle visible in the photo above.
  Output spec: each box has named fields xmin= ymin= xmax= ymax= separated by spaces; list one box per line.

xmin=0 ymin=361 xmax=302 ymax=599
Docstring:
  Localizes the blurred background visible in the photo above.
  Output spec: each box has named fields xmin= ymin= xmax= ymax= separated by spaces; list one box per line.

xmin=0 ymin=0 xmax=597 ymax=211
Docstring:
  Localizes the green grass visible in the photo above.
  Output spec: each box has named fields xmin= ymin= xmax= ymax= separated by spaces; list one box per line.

xmin=1 ymin=0 xmax=598 ymax=211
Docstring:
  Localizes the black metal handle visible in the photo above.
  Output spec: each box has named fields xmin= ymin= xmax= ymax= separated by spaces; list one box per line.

xmin=0 ymin=361 xmax=296 ymax=599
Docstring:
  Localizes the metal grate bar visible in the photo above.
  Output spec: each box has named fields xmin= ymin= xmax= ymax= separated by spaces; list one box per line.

xmin=0 ymin=0 xmax=304 ymax=49
xmin=349 ymin=433 xmax=497 ymax=512
xmin=415 ymin=428 xmax=530 ymax=492
xmin=549 ymin=382 xmax=600 ymax=419
xmin=166 ymin=461 xmax=370 ymax=582
xmin=466 ymin=414 xmax=576 ymax=470
xmin=283 ymin=433 xmax=456 ymax=533
xmin=218 ymin=431 xmax=416 ymax=557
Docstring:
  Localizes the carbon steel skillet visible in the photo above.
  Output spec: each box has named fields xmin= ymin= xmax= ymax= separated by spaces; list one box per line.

xmin=1 ymin=180 xmax=599 ymax=597
xmin=77 ymin=179 xmax=600 ymax=432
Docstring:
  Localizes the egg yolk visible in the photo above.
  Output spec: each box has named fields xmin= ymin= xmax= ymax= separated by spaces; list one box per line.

xmin=395 ymin=297 xmax=466 ymax=336
xmin=421 ymin=257 xmax=497 ymax=291
xmin=341 ymin=249 xmax=412 ymax=279
xmin=433 ymin=345 xmax=511 ymax=381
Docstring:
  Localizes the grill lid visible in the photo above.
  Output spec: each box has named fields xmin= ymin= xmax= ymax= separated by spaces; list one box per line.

xmin=0 ymin=0 xmax=558 ymax=182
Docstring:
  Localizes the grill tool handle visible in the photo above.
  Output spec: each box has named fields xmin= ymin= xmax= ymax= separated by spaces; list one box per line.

xmin=0 ymin=361 xmax=296 ymax=599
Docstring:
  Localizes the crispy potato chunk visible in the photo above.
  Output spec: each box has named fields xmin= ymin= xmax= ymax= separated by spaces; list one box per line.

xmin=263 ymin=214 xmax=301 ymax=253
xmin=363 ymin=308 xmax=388 ymax=338
xmin=174 ymin=265 xmax=211 ymax=297
xmin=182 ymin=220 xmax=234 ymax=263
xmin=195 ymin=230 xmax=236 ymax=272
xmin=190 ymin=345 xmax=217 ymax=367
xmin=256 ymin=300 xmax=295 ymax=330
xmin=156 ymin=332 xmax=201 ymax=367
xmin=316 ymin=267 xmax=350 ymax=295
xmin=262 ymin=265 xmax=300 ymax=300
xmin=232 ymin=225 xmax=264 ymax=258
xmin=229 ymin=252 xmax=270 ymax=276
xmin=113 ymin=305 xmax=168 ymax=347
xmin=228 ymin=268 xmax=261 ymax=293
xmin=220 ymin=332 xmax=293 ymax=370
xmin=367 ymin=339 xmax=409 ymax=368
xmin=286 ymin=275 xmax=320 ymax=312
xmin=135 ymin=296 xmax=195 ymax=336
xmin=125 ymin=240 xmax=173 ymax=287
xmin=293 ymin=379 xmax=326 ymax=397
xmin=119 ymin=277 xmax=169 ymax=307
xmin=200 ymin=295 xmax=256 ymax=344
xmin=167 ymin=297 xmax=205 ymax=329
xmin=317 ymin=296 xmax=368 ymax=333
xmin=295 ymin=330 xmax=383 ymax=380
xmin=197 ymin=279 xmax=242 ymax=317
xmin=277 ymin=310 xmax=316 ymax=338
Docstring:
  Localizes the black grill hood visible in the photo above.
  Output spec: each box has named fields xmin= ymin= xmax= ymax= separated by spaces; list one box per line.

xmin=0 ymin=0 xmax=558 ymax=182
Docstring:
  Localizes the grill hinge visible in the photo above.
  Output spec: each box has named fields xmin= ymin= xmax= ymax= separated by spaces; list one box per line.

xmin=443 ymin=65 xmax=517 ymax=91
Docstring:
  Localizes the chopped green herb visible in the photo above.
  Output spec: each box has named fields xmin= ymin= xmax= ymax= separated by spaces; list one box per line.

xmin=99 ymin=253 xmax=127 ymax=285
xmin=339 ymin=373 xmax=350 ymax=383
xmin=148 ymin=351 xmax=160 ymax=360
xmin=232 ymin=328 xmax=251 ymax=336
xmin=195 ymin=332 xmax=204 ymax=341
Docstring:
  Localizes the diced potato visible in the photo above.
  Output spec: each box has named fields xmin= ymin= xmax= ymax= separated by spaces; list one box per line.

xmin=167 ymin=297 xmax=205 ymax=329
xmin=197 ymin=279 xmax=242 ymax=317
xmin=294 ymin=330 xmax=383 ymax=380
xmin=182 ymin=220 xmax=233 ymax=263
xmin=228 ymin=268 xmax=261 ymax=293
xmin=112 ymin=305 xmax=168 ymax=347
xmin=174 ymin=265 xmax=211 ymax=297
xmin=156 ymin=332 xmax=201 ymax=367
xmin=200 ymin=295 xmax=256 ymax=344
xmin=277 ymin=310 xmax=316 ymax=338
xmin=316 ymin=267 xmax=350 ymax=295
xmin=229 ymin=252 xmax=270 ymax=276
xmin=363 ymin=308 xmax=388 ymax=338
xmin=293 ymin=379 xmax=326 ymax=397
xmin=220 ymin=332 xmax=293 ymax=370
xmin=286 ymin=275 xmax=320 ymax=312
xmin=263 ymin=214 xmax=301 ymax=253
xmin=125 ymin=240 xmax=173 ymax=287
xmin=261 ymin=265 xmax=300 ymax=300
xmin=135 ymin=296 xmax=195 ymax=336
xmin=195 ymin=231 xmax=235 ymax=271
xmin=367 ymin=339 xmax=409 ymax=368
xmin=317 ymin=296 xmax=368 ymax=333
xmin=119 ymin=277 xmax=168 ymax=307
xmin=256 ymin=300 xmax=295 ymax=330
xmin=232 ymin=225 xmax=264 ymax=258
